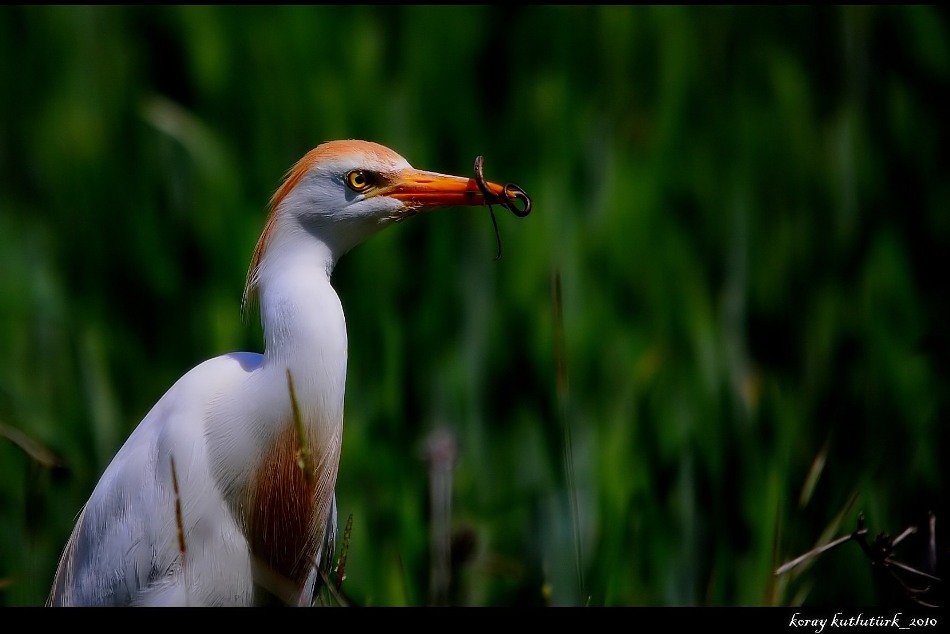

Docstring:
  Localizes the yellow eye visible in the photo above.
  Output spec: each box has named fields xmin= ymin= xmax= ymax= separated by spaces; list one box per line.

xmin=345 ymin=170 xmax=371 ymax=192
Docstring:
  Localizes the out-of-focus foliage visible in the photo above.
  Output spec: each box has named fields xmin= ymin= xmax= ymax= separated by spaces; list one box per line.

xmin=0 ymin=6 xmax=947 ymax=606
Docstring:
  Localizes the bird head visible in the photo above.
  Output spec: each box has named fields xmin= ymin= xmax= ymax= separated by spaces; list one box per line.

xmin=244 ymin=140 xmax=518 ymax=307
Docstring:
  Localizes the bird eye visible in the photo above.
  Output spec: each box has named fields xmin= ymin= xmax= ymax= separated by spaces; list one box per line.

xmin=345 ymin=170 xmax=371 ymax=192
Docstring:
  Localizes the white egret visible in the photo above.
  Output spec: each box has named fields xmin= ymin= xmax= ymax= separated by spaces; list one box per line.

xmin=47 ymin=140 xmax=527 ymax=606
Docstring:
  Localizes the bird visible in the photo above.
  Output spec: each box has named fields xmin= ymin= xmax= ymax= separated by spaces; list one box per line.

xmin=47 ymin=139 xmax=522 ymax=606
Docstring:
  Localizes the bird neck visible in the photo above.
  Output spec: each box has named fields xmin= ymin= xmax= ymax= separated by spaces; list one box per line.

xmin=257 ymin=236 xmax=345 ymax=359
xmin=246 ymin=234 xmax=346 ymax=595
xmin=254 ymin=234 xmax=348 ymax=441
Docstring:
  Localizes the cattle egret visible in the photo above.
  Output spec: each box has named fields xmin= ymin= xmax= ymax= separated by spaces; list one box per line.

xmin=47 ymin=140 xmax=526 ymax=606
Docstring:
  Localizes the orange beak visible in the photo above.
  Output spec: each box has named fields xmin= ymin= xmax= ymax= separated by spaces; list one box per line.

xmin=380 ymin=168 xmax=511 ymax=210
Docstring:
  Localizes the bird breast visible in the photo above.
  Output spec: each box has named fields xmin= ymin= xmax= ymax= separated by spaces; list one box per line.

xmin=243 ymin=419 xmax=337 ymax=600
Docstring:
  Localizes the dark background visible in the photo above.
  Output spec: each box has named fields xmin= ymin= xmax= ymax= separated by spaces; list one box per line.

xmin=0 ymin=6 xmax=947 ymax=606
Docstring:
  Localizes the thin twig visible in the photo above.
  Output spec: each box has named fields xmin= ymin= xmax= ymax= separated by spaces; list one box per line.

xmin=170 ymin=455 xmax=187 ymax=561
xmin=286 ymin=369 xmax=314 ymax=482
xmin=774 ymin=531 xmax=860 ymax=576
xmin=552 ymin=270 xmax=585 ymax=602
xmin=336 ymin=513 xmax=353 ymax=591
xmin=0 ymin=421 xmax=61 ymax=469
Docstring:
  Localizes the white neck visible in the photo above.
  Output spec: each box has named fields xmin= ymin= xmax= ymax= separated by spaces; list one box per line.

xmin=255 ymin=225 xmax=348 ymax=433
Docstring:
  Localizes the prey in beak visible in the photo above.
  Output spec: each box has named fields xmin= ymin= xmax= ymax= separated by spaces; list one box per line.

xmin=376 ymin=156 xmax=532 ymax=258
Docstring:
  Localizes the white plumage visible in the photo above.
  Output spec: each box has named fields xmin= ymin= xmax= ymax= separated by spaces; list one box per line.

xmin=48 ymin=140 xmax=514 ymax=606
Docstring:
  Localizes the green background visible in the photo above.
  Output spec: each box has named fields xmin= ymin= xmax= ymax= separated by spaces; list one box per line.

xmin=0 ymin=6 xmax=947 ymax=606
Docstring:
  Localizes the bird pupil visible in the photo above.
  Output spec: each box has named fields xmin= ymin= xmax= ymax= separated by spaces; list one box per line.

xmin=348 ymin=171 xmax=369 ymax=190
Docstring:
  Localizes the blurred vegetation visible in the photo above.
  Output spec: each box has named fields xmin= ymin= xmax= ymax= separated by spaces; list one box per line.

xmin=0 ymin=6 xmax=948 ymax=607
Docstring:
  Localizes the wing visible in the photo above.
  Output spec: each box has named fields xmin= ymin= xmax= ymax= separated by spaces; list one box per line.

xmin=48 ymin=414 xmax=176 ymax=604
xmin=47 ymin=352 xmax=264 ymax=606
